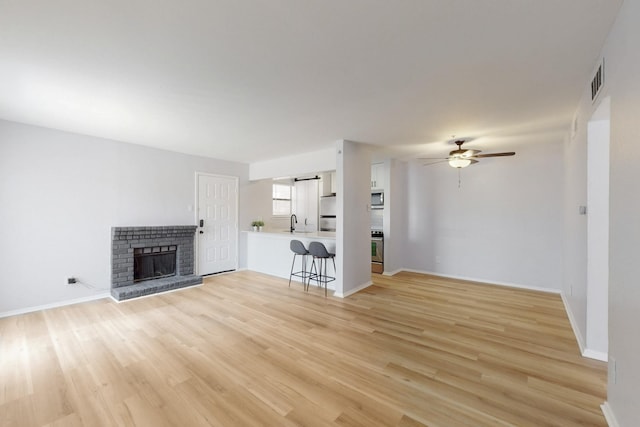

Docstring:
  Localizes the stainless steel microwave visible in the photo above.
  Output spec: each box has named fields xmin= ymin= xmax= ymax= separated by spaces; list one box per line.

xmin=371 ymin=191 xmax=384 ymax=209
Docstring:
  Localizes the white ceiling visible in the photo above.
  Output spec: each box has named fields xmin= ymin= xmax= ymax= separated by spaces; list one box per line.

xmin=0 ymin=0 xmax=622 ymax=163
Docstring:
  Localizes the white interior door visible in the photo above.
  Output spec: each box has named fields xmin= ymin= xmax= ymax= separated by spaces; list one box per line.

xmin=197 ymin=173 xmax=238 ymax=275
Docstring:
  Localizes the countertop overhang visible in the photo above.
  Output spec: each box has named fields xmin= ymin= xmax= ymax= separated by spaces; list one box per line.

xmin=243 ymin=230 xmax=336 ymax=240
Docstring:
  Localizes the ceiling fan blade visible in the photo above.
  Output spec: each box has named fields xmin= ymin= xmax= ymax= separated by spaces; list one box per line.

xmin=473 ymin=152 xmax=515 ymax=158
xmin=469 ymin=159 xmax=479 ymax=165
xmin=461 ymin=149 xmax=481 ymax=158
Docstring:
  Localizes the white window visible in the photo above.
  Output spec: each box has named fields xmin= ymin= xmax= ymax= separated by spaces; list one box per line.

xmin=273 ymin=183 xmax=294 ymax=216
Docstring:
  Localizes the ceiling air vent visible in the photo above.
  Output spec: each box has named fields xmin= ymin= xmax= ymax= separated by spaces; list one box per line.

xmin=591 ymin=58 xmax=605 ymax=102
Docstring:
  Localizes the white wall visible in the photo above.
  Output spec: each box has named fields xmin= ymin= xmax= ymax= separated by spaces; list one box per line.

xmin=591 ymin=1 xmax=640 ymax=424
xmin=335 ymin=140 xmax=371 ymax=297
xmin=249 ymin=147 xmax=336 ymax=181
xmin=402 ymin=140 xmax=564 ymax=291
xmin=0 ymin=120 xmax=249 ymax=315
xmin=384 ymin=159 xmax=408 ymax=274
xmin=563 ymin=106 xmax=588 ymax=350
xmin=563 ymin=1 xmax=640 ymax=423
xmin=562 ymin=76 xmax=616 ymax=362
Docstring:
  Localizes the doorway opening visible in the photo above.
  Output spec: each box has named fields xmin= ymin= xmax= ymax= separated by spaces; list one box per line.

xmin=585 ymin=96 xmax=610 ymax=361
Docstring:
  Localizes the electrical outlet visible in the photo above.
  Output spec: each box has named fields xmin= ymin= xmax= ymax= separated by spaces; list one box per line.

xmin=67 ymin=277 xmax=77 ymax=285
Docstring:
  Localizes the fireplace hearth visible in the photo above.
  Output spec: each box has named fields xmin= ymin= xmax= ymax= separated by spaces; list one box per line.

xmin=111 ymin=226 xmax=202 ymax=301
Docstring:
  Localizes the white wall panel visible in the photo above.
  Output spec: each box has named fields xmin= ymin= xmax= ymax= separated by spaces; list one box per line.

xmin=402 ymin=140 xmax=564 ymax=290
xmin=0 ymin=120 xmax=249 ymax=314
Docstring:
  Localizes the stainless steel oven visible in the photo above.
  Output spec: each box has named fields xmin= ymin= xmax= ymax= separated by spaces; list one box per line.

xmin=371 ymin=231 xmax=384 ymax=273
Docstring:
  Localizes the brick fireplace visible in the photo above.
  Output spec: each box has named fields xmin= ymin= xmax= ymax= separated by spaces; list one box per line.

xmin=111 ymin=225 xmax=202 ymax=301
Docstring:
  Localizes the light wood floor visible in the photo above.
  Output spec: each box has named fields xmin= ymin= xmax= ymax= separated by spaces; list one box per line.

xmin=0 ymin=271 xmax=607 ymax=426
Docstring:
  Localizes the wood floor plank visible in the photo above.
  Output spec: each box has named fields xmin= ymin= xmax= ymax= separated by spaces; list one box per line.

xmin=0 ymin=270 xmax=607 ymax=426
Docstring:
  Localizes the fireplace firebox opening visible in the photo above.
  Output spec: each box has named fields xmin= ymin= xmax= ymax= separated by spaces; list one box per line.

xmin=133 ymin=245 xmax=177 ymax=282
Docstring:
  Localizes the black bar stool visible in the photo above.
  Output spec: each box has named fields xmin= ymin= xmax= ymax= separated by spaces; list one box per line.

xmin=308 ymin=241 xmax=336 ymax=297
xmin=289 ymin=240 xmax=311 ymax=290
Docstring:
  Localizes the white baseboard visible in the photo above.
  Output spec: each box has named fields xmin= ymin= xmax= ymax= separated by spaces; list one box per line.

xmin=560 ymin=293 xmax=608 ymax=361
xmin=601 ymin=402 xmax=621 ymax=427
xmin=334 ymin=280 xmax=372 ymax=298
xmin=560 ymin=292 xmax=586 ymax=355
xmin=0 ymin=292 xmax=111 ymax=319
xmin=583 ymin=348 xmax=608 ymax=362
xmin=382 ymin=269 xmax=402 ymax=276
xmin=400 ymin=268 xmax=562 ymax=294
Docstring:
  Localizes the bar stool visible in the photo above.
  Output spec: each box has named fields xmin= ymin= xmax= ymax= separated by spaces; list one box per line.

xmin=308 ymin=241 xmax=336 ymax=297
xmin=289 ymin=240 xmax=311 ymax=290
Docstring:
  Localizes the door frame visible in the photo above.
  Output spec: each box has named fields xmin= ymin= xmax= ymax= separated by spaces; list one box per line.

xmin=194 ymin=171 xmax=240 ymax=276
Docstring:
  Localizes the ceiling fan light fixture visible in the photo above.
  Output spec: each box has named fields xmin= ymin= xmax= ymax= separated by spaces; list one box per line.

xmin=420 ymin=140 xmax=514 ymax=169
xmin=449 ymin=157 xmax=472 ymax=168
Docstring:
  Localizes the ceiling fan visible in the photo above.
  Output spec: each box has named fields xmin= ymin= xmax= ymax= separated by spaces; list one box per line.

xmin=422 ymin=140 xmax=515 ymax=168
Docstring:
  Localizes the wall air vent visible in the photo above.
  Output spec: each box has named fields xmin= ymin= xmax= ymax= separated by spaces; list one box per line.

xmin=591 ymin=58 xmax=605 ymax=102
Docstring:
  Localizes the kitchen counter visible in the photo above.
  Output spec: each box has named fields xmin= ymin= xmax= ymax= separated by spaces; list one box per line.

xmin=244 ymin=230 xmax=336 ymax=239
xmin=244 ymin=230 xmax=336 ymax=290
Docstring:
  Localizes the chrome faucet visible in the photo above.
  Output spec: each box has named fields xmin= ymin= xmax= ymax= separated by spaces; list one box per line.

xmin=290 ymin=214 xmax=297 ymax=233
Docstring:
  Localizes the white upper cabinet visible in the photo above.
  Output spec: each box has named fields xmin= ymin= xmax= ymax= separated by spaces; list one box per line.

xmin=371 ymin=163 xmax=385 ymax=190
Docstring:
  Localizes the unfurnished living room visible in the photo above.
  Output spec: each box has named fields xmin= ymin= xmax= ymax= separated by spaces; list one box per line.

xmin=1 ymin=1 xmax=639 ymax=426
